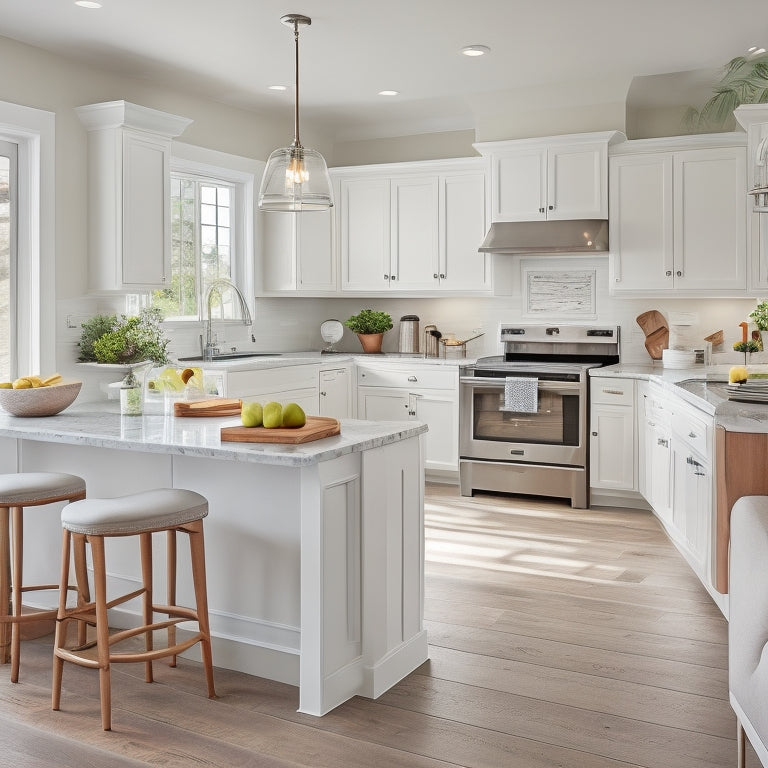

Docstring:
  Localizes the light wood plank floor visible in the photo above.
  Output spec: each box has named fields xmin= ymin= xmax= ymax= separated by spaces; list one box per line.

xmin=0 ymin=484 xmax=756 ymax=767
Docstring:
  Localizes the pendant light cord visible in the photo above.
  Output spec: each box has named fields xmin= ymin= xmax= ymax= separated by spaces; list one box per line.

xmin=293 ymin=19 xmax=301 ymax=149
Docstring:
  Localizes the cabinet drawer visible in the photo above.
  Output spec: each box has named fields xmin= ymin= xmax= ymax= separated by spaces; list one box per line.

xmin=591 ymin=378 xmax=634 ymax=406
xmin=357 ymin=364 xmax=457 ymax=390
xmin=225 ymin=364 xmax=319 ymax=398
xmin=672 ymin=408 xmax=710 ymax=458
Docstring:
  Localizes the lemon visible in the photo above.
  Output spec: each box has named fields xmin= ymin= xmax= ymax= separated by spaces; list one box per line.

xmin=12 ymin=378 xmax=32 ymax=389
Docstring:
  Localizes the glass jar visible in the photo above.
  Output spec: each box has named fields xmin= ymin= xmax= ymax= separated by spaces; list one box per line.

xmin=120 ymin=371 xmax=143 ymax=416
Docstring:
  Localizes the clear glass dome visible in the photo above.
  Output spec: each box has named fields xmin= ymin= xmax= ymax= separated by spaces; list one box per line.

xmin=258 ymin=145 xmax=334 ymax=212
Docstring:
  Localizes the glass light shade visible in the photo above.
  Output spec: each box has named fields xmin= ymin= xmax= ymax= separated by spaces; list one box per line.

xmin=258 ymin=145 xmax=334 ymax=211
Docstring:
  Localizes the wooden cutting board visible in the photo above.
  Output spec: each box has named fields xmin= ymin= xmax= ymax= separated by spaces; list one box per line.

xmin=636 ymin=310 xmax=669 ymax=360
xmin=221 ymin=416 xmax=341 ymax=444
xmin=174 ymin=398 xmax=242 ymax=417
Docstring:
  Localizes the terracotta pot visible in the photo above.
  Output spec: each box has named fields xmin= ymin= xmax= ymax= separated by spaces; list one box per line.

xmin=357 ymin=332 xmax=384 ymax=353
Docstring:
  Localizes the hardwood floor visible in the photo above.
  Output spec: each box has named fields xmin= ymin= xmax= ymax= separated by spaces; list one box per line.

xmin=0 ymin=484 xmax=755 ymax=767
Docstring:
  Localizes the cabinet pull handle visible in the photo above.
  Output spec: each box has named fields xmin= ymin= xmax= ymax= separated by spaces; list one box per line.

xmin=688 ymin=431 xmax=697 ymax=439
xmin=676 ymin=270 xmax=682 ymax=277
xmin=539 ymin=207 xmax=545 ymax=213
xmin=384 ymin=274 xmax=389 ymax=280
xmin=407 ymin=376 xmax=418 ymax=382
xmin=602 ymin=388 xmax=625 ymax=395
xmin=665 ymin=270 xmax=672 ymax=276
xmin=320 ymin=391 xmax=326 ymax=397
xmin=657 ymin=438 xmax=668 ymax=447
xmin=434 ymin=273 xmax=439 ymax=279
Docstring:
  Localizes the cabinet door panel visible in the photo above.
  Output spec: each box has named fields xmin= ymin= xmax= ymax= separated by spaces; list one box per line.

xmin=391 ymin=177 xmax=439 ymax=289
xmin=262 ymin=212 xmax=296 ymax=291
xmin=440 ymin=172 xmax=490 ymax=291
xmin=609 ymin=154 xmax=673 ymax=291
xmin=319 ymin=368 xmax=351 ymax=419
xmin=673 ymin=148 xmax=747 ymax=292
xmin=122 ymin=132 xmax=169 ymax=286
xmin=341 ymin=178 xmax=390 ymax=290
xmin=493 ymin=150 xmax=545 ymax=221
xmin=589 ymin=405 xmax=634 ymax=490
xmin=298 ymin=210 xmax=335 ymax=291
xmin=548 ymin=144 xmax=606 ymax=219
xmin=358 ymin=390 xmax=410 ymax=422
xmin=413 ymin=392 xmax=458 ymax=472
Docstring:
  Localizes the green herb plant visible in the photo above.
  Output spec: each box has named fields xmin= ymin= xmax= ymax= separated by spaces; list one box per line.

xmin=750 ymin=300 xmax=768 ymax=331
xmin=344 ymin=310 xmax=393 ymax=335
xmin=78 ymin=307 xmax=170 ymax=365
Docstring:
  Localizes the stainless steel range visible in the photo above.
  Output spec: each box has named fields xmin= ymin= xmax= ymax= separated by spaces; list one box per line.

xmin=459 ymin=324 xmax=620 ymax=508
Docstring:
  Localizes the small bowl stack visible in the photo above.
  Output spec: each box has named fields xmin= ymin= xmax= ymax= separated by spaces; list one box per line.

xmin=661 ymin=349 xmax=696 ymax=369
xmin=0 ymin=381 xmax=82 ymax=417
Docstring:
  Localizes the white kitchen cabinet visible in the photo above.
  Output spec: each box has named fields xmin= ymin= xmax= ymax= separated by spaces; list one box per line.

xmin=589 ymin=378 xmax=635 ymax=491
xmin=474 ymin=132 xmax=621 ymax=222
xmin=319 ymin=366 xmax=352 ymax=419
xmin=337 ymin=159 xmax=490 ymax=294
xmin=260 ymin=209 xmax=336 ymax=294
xmin=610 ymin=136 xmax=747 ymax=295
xmin=356 ymin=362 xmax=459 ymax=472
xmin=222 ymin=364 xmax=320 ymax=415
xmin=75 ymin=100 xmax=192 ymax=293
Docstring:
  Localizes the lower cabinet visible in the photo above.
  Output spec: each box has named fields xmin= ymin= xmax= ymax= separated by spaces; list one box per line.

xmin=589 ymin=378 xmax=635 ymax=490
xmin=319 ymin=366 xmax=353 ymax=419
xmin=356 ymin=363 xmax=459 ymax=473
xmin=221 ymin=364 xmax=321 ymax=415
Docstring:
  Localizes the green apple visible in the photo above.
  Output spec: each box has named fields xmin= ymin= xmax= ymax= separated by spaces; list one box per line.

xmin=282 ymin=402 xmax=306 ymax=428
xmin=263 ymin=401 xmax=283 ymax=429
xmin=240 ymin=401 xmax=263 ymax=428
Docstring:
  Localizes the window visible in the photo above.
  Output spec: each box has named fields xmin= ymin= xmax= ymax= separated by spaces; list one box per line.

xmin=153 ymin=145 xmax=257 ymax=323
xmin=0 ymin=140 xmax=17 ymax=381
xmin=153 ymin=174 xmax=235 ymax=320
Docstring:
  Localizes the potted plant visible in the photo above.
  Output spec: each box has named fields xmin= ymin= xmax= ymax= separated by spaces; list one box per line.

xmin=750 ymin=301 xmax=768 ymax=351
xmin=344 ymin=309 xmax=393 ymax=353
xmin=78 ymin=307 xmax=170 ymax=365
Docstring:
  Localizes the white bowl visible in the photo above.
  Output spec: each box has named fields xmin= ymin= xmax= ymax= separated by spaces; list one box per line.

xmin=0 ymin=381 xmax=82 ymax=417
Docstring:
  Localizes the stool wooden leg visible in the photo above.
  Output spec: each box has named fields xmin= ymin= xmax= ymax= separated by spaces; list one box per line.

xmin=140 ymin=532 xmax=153 ymax=684
xmin=187 ymin=520 xmax=215 ymax=698
xmin=72 ymin=533 xmax=90 ymax=648
xmin=90 ymin=535 xmax=112 ymax=731
xmin=0 ymin=507 xmax=9 ymax=666
xmin=10 ymin=506 xmax=23 ymax=683
xmin=737 ymin=719 xmax=746 ymax=768
xmin=167 ymin=529 xmax=177 ymax=667
xmin=52 ymin=528 xmax=72 ymax=713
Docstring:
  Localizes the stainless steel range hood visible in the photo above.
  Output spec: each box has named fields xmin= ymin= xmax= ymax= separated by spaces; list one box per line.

xmin=478 ymin=219 xmax=608 ymax=254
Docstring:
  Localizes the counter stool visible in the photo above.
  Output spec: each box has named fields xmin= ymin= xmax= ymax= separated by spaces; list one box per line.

xmin=0 ymin=472 xmax=87 ymax=683
xmin=52 ymin=488 xmax=216 ymax=731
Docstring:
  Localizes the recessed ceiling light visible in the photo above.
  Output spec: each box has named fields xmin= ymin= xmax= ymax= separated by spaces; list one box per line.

xmin=268 ymin=85 xmax=288 ymax=91
xmin=378 ymin=90 xmax=399 ymax=97
xmin=461 ymin=45 xmax=491 ymax=57
xmin=75 ymin=1 xmax=103 ymax=7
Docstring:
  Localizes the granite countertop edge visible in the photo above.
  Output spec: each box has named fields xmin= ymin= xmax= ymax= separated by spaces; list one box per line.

xmin=0 ymin=403 xmax=428 ymax=466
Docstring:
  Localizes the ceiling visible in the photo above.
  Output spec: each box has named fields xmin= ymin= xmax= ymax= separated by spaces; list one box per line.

xmin=0 ymin=0 xmax=766 ymax=142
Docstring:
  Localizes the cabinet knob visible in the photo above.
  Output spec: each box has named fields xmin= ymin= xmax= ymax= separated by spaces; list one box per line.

xmin=439 ymin=273 xmax=446 ymax=279
xmin=539 ymin=207 xmax=545 ymax=213
xmin=320 ymin=391 xmax=326 ymax=397
xmin=676 ymin=270 xmax=682 ymax=277
xmin=407 ymin=376 xmax=418 ymax=382
xmin=548 ymin=205 xmax=554 ymax=210
xmin=591 ymin=431 xmax=598 ymax=436
xmin=384 ymin=274 xmax=389 ymax=280
xmin=666 ymin=270 xmax=672 ymax=276
xmin=434 ymin=273 xmax=439 ymax=279
xmin=391 ymin=275 xmax=397 ymax=281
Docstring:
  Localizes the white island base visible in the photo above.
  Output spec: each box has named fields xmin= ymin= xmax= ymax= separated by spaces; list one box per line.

xmin=0 ymin=409 xmax=428 ymax=716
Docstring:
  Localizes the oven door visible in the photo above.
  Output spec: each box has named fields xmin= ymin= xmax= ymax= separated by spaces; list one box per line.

xmin=459 ymin=374 xmax=587 ymax=466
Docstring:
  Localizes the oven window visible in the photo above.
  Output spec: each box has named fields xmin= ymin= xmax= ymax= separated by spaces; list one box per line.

xmin=472 ymin=387 xmax=580 ymax=446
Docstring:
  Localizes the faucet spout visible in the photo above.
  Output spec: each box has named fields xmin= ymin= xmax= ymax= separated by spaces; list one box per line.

xmin=202 ymin=278 xmax=253 ymax=361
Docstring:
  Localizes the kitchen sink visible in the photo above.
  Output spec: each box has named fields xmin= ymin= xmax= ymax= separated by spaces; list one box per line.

xmin=674 ymin=378 xmax=729 ymax=400
xmin=177 ymin=352 xmax=281 ymax=362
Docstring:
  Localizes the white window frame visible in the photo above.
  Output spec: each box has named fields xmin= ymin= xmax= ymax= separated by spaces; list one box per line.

xmin=0 ymin=100 xmax=55 ymax=376
xmin=164 ymin=142 xmax=261 ymax=325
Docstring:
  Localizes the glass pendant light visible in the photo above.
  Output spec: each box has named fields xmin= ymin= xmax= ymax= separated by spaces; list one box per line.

xmin=258 ymin=14 xmax=333 ymax=212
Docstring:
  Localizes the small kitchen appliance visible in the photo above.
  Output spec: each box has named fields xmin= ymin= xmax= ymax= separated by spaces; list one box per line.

xmin=459 ymin=324 xmax=620 ymax=508
xmin=398 ymin=315 xmax=420 ymax=354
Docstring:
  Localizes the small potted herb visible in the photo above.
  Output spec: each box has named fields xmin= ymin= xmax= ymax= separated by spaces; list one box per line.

xmin=344 ymin=310 xmax=393 ymax=353
xmin=78 ymin=307 xmax=170 ymax=365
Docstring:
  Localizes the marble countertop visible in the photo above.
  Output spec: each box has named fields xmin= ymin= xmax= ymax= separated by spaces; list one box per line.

xmin=0 ymin=402 xmax=427 ymax=467
xmin=590 ymin=363 xmax=768 ymax=433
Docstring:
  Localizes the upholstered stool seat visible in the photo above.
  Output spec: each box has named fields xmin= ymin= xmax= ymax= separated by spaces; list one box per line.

xmin=52 ymin=488 xmax=216 ymax=731
xmin=0 ymin=471 xmax=86 ymax=682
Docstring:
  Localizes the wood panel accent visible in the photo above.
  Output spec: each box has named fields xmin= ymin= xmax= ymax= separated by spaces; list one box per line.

xmin=715 ymin=426 xmax=768 ymax=593
xmin=0 ymin=484 xmax=756 ymax=767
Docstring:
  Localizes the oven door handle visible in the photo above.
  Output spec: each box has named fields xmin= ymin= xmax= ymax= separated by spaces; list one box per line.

xmin=460 ymin=376 xmax=582 ymax=392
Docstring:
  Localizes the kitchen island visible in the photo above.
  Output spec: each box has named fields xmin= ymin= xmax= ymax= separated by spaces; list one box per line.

xmin=0 ymin=403 xmax=428 ymax=716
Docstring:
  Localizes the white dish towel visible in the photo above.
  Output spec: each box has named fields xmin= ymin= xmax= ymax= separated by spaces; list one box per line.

xmin=502 ymin=376 xmax=538 ymax=413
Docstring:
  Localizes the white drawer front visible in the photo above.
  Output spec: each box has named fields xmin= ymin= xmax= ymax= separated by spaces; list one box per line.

xmin=357 ymin=364 xmax=457 ymax=390
xmin=591 ymin=378 xmax=634 ymax=406
xmin=672 ymin=409 xmax=709 ymax=458
xmin=226 ymin=364 xmax=319 ymax=398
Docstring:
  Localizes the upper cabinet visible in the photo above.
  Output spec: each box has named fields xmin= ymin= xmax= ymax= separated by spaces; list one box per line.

xmin=260 ymin=209 xmax=336 ymax=294
xmin=336 ymin=158 xmax=491 ymax=294
xmin=76 ymin=101 xmax=192 ymax=293
xmin=474 ymin=132 xmax=623 ymax=222
xmin=609 ymin=134 xmax=747 ymax=296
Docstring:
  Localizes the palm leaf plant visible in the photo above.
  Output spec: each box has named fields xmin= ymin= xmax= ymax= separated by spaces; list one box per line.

xmin=684 ymin=55 xmax=768 ymax=132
